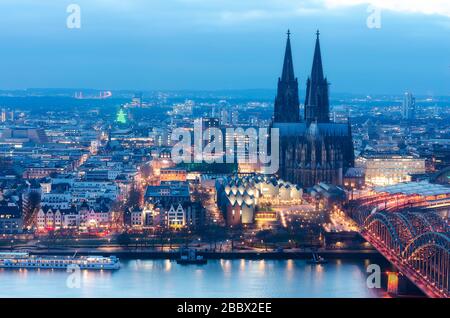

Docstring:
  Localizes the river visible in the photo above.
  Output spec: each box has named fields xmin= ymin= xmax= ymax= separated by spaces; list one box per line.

xmin=0 ymin=258 xmax=389 ymax=298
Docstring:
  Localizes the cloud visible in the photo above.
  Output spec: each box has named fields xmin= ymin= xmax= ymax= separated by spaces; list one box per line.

xmin=324 ymin=0 xmax=450 ymax=18
xmin=168 ymin=0 xmax=450 ymax=25
xmin=0 ymin=0 xmax=448 ymax=30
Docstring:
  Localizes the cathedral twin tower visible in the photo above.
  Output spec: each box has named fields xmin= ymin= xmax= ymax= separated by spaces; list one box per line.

xmin=272 ymin=31 xmax=354 ymax=188
xmin=274 ymin=30 xmax=329 ymax=124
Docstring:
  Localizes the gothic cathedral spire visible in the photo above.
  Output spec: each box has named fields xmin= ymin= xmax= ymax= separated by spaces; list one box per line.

xmin=274 ymin=30 xmax=300 ymax=123
xmin=305 ymin=30 xmax=330 ymax=123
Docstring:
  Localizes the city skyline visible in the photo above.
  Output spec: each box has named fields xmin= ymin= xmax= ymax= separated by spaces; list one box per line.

xmin=0 ymin=0 xmax=449 ymax=302
xmin=0 ymin=1 xmax=449 ymax=95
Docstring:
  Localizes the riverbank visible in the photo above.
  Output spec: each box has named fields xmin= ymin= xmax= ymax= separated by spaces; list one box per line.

xmin=0 ymin=247 xmax=385 ymax=260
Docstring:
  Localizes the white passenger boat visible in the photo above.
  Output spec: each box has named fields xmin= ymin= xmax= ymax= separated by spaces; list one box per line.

xmin=0 ymin=252 xmax=120 ymax=270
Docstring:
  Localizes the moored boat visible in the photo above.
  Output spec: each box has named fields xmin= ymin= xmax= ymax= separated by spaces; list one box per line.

xmin=176 ymin=248 xmax=207 ymax=265
xmin=306 ymin=252 xmax=328 ymax=265
xmin=0 ymin=252 xmax=120 ymax=270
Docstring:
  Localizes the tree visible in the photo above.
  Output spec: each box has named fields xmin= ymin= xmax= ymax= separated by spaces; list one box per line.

xmin=203 ymin=224 xmax=226 ymax=252
xmin=256 ymin=229 xmax=272 ymax=251
xmin=191 ymin=186 xmax=210 ymax=203
xmin=117 ymin=232 xmax=131 ymax=249
xmin=140 ymin=163 xmax=152 ymax=180
xmin=23 ymin=191 xmax=41 ymax=229
xmin=127 ymin=186 xmax=143 ymax=208
xmin=228 ymin=225 xmax=243 ymax=252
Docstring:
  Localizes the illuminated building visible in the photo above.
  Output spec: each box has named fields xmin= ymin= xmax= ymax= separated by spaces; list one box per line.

xmin=272 ymin=31 xmax=354 ymax=187
xmin=308 ymin=182 xmax=346 ymax=209
xmin=220 ymin=109 xmax=229 ymax=126
xmin=78 ymin=202 xmax=111 ymax=229
xmin=231 ymin=110 xmax=239 ymax=125
xmin=131 ymin=93 xmax=143 ymax=108
xmin=160 ymin=168 xmax=187 ymax=182
xmin=23 ymin=166 xmax=66 ymax=179
xmin=167 ymin=203 xmax=186 ymax=228
xmin=356 ymin=152 xmax=426 ymax=186
xmin=194 ymin=117 xmax=221 ymax=161
xmin=145 ymin=181 xmax=190 ymax=207
xmin=172 ymin=100 xmax=194 ymax=116
xmin=124 ymin=206 xmax=147 ymax=228
xmin=0 ymin=127 xmax=48 ymax=144
xmin=0 ymin=202 xmax=22 ymax=235
xmin=36 ymin=206 xmax=79 ymax=231
xmin=70 ymin=181 xmax=119 ymax=205
xmin=356 ymin=181 xmax=450 ymax=215
xmin=254 ymin=210 xmax=277 ymax=228
xmin=165 ymin=202 xmax=204 ymax=229
xmin=343 ymin=167 xmax=365 ymax=189
xmin=41 ymin=192 xmax=72 ymax=210
xmin=85 ymin=169 xmax=122 ymax=181
xmin=123 ymin=205 xmax=158 ymax=228
xmin=402 ymin=92 xmax=416 ymax=121
xmin=216 ymin=174 xmax=303 ymax=226
xmin=1 ymin=109 xmax=6 ymax=122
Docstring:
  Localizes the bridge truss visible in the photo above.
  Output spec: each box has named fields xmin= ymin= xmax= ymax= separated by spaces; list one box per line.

xmin=351 ymin=205 xmax=449 ymax=298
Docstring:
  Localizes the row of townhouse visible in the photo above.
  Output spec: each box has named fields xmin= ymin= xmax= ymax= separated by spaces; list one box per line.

xmin=36 ymin=202 xmax=111 ymax=231
xmin=124 ymin=202 xmax=205 ymax=229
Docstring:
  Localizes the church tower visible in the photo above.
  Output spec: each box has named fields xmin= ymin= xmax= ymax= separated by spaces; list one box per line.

xmin=274 ymin=30 xmax=354 ymax=188
xmin=305 ymin=30 xmax=330 ymax=123
xmin=274 ymin=30 xmax=300 ymax=123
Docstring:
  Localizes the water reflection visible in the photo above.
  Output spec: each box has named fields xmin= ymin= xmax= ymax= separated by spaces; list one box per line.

xmin=0 ymin=259 xmax=387 ymax=298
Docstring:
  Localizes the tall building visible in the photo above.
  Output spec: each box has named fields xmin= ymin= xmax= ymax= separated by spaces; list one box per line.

xmin=231 ymin=109 xmax=239 ymax=125
xmin=195 ymin=117 xmax=221 ymax=161
xmin=1 ymin=109 xmax=6 ymax=122
xmin=131 ymin=93 xmax=143 ymax=108
xmin=220 ymin=109 xmax=229 ymax=126
xmin=402 ymin=92 xmax=416 ymax=121
xmin=272 ymin=31 xmax=354 ymax=188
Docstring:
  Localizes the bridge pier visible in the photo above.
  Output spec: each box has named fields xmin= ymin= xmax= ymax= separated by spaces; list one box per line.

xmin=386 ymin=272 xmax=424 ymax=297
xmin=386 ymin=272 xmax=399 ymax=295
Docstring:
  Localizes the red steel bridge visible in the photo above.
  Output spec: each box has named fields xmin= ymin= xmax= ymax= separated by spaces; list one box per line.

xmin=348 ymin=203 xmax=450 ymax=298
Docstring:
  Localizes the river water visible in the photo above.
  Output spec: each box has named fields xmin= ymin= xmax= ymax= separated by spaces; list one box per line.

xmin=0 ymin=258 xmax=388 ymax=298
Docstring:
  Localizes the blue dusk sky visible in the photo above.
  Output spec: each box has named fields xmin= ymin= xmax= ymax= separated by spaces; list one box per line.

xmin=0 ymin=0 xmax=449 ymax=95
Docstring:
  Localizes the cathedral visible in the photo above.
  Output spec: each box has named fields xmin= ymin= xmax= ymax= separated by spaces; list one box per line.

xmin=272 ymin=31 xmax=354 ymax=188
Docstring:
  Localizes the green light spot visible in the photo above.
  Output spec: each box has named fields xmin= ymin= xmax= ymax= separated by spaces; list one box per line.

xmin=116 ymin=108 xmax=127 ymax=124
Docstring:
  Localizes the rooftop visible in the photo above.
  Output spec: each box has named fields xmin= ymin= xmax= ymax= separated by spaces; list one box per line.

xmin=374 ymin=181 xmax=450 ymax=196
xmin=273 ymin=122 xmax=349 ymax=137
xmin=145 ymin=182 xmax=190 ymax=198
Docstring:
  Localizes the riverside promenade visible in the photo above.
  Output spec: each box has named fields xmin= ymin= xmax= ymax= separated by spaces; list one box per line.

xmin=1 ymin=245 xmax=383 ymax=260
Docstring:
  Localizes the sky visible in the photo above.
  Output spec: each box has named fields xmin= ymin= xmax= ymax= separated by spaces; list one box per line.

xmin=0 ymin=0 xmax=449 ymax=95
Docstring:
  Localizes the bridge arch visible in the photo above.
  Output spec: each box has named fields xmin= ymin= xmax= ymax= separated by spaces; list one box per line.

xmin=421 ymin=213 xmax=450 ymax=233
xmin=364 ymin=212 xmax=404 ymax=253
xmin=403 ymin=232 xmax=450 ymax=296
xmin=352 ymin=205 xmax=377 ymax=227
xmin=404 ymin=212 xmax=433 ymax=236
xmin=391 ymin=212 xmax=417 ymax=242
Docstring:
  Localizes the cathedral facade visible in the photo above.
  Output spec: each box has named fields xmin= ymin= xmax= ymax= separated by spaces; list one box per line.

xmin=272 ymin=31 xmax=354 ymax=188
